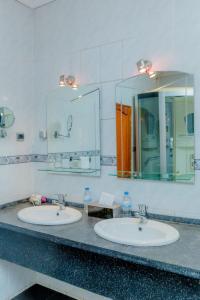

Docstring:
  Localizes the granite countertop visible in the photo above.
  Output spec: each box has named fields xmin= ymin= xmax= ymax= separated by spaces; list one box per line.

xmin=0 ymin=202 xmax=200 ymax=280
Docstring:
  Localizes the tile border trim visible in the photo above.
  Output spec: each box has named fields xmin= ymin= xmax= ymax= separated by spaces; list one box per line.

xmin=0 ymin=153 xmax=115 ymax=166
xmin=0 ymin=155 xmax=199 ymax=169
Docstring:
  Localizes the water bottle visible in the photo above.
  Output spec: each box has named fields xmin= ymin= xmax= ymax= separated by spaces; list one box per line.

xmin=121 ymin=192 xmax=132 ymax=217
xmin=83 ymin=187 xmax=92 ymax=213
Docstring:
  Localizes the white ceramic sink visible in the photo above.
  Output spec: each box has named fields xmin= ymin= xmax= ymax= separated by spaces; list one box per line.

xmin=94 ymin=218 xmax=179 ymax=246
xmin=18 ymin=205 xmax=82 ymax=225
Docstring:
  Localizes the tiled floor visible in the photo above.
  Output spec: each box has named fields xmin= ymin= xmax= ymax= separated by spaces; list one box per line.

xmin=12 ymin=284 xmax=75 ymax=300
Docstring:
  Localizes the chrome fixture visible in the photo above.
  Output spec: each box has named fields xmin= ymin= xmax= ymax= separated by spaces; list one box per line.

xmin=137 ymin=59 xmax=152 ymax=74
xmin=53 ymin=194 xmax=67 ymax=214
xmin=67 ymin=114 xmax=73 ymax=137
xmin=54 ymin=114 xmax=73 ymax=138
xmin=136 ymin=59 xmax=156 ymax=78
xmin=59 ymin=75 xmax=79 ymax=89
xmin=39 ymin=130 xmax=47 ymax=140
xmin=135 ymin=204 xmax=148 ymax=224
xmin=0 ymin=107 xmax=15 ymax=138
xmin=0 ymin=129 xmax=7 ymax=138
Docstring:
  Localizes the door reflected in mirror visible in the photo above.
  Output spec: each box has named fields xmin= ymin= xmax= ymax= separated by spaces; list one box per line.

xmin=116 ymin=71 xmax=195 ymax=183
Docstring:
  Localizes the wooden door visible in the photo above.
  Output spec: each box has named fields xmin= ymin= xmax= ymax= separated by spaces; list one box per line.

xmin=116 ymin=103 xmax=132 ymax=178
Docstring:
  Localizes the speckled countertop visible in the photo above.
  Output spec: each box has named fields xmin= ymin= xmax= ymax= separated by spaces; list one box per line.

xmin=0 ymin=202 xmax=200 ymax=280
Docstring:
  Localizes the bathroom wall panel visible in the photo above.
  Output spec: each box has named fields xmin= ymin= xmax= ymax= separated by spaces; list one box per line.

xmin=0 ymin=260 xmax=35 ymax=300
xmin=0 ymin=1 xmax=36 ymax=297
xmin=80 ymin=47 xmax=100 ymax=84
xmin=100 ymin=41 xmax=123 ymax=82
xmin=0 ymin=0 xmax=35 ymax=200
xmin=33 ymin=0 xmax=200 ymax=218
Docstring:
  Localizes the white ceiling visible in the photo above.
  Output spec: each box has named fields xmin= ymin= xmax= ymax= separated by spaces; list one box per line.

xmin=17 ymin=0 xmax=55 ymax=8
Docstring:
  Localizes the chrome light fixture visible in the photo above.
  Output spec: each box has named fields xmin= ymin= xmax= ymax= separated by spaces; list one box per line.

xmin=59 ymin=75 xmax=79 ymax=89
xmin=136 ymin=59 xmax=156 ymax=79
xmin=137 ymin=59 xmax=152 ymax=74
xmin=59 ymin=75 xmax=65 ymax=87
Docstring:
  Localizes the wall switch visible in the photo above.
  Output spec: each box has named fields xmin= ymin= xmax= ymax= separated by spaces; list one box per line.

xmin=16 ymin=132 xmax=25 ymax=141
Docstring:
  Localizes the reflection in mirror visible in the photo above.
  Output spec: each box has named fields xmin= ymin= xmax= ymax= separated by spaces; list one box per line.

xmin=46 ymin=84 xmax=100 ymax=176
xmin=116 ymin=71 xmax=194 ymax=183
xmin=0 ymin=107 xmax=15 ymax=128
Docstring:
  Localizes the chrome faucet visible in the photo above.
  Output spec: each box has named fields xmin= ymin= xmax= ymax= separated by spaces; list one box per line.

xmin=54 ymin=194 xmax=66 ymax=211
xmin=135 ymin=204 xmax=148 ymax=224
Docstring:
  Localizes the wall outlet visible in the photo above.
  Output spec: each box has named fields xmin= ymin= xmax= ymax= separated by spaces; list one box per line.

xmin=16 ymin=132 xmax=25 ymax=141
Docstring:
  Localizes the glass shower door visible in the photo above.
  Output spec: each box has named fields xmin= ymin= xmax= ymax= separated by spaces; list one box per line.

xmin=137 ymin=92 xmax=160 ymax=179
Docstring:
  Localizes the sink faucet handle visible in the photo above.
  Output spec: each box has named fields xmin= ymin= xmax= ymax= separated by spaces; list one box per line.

xmin=57 ymin=193 xmax=65 ymax=202
xmin=138 ymin=204 xmax=148 ymax=216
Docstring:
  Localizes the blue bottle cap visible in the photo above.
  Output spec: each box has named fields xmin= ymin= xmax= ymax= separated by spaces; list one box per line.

xmin=85 ymin=187 xmax=90 ymax=191
xmin=124 ymin=191 xmax=129 ymax=196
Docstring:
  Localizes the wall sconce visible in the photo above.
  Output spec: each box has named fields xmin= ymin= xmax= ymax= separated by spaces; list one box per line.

xmin=59 ymin=75 xmax=79 ymax=89
xmin=136 ymin=59 xmax=156 ymax=78
xmin=137 ymin=59 xmax=152 ymax=74
xmin=59 ymin=75 xmax=65 ymax=87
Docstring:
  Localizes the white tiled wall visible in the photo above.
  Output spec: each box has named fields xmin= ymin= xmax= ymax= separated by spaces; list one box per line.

xmin=0 ymin=260 xmax=35 ymax=300
xmin=2 ymin=0 xmax=200 ymax=299
xmin=33 ymin=0 xmax=200 ymax=219
xmin=0 ymin=0 xmax=35 ymax=203
xmin=0 ymin=1 xmax=36 ymax=299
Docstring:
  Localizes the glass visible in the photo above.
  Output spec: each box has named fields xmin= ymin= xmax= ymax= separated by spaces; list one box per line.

xmin=115 ymin=71 xmax=195 ymax=183
xmin=41 ymin=84 xmax=100 ymax=177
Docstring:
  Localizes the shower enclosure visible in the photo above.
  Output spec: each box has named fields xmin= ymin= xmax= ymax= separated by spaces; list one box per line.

xmin=116 ymin=71 xmax=194 ymax=183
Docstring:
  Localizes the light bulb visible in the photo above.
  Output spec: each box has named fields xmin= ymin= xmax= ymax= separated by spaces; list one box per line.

xmin=59 ymin=75 xmax=65 ymax=87
xmin=72 ymin=83 xmax=79 ymax=90
xmin=149 ymin=71 xmax=157 ymax=78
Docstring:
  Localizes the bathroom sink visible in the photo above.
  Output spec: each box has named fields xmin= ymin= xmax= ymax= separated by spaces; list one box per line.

xmin=94 ymin=218 xmax=179 ymax=246
xmin=17 ymin=205 xmax=82 ymax=225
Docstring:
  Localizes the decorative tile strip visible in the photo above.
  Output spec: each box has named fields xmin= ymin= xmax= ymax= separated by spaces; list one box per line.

xmin=0 ymin=151 xmax=102 ymax=165
xmin=101 ymin=156 xmax=116 ymax=166
xmin=48 ymin=150 xmax=101 ymax=160
xmin=31 ymin=154 xmax=48 ymax=162
xmin=0 ymin=155 xmax=198 ymax=169
xmin=0 ymin=155 xmax=32 ymax=165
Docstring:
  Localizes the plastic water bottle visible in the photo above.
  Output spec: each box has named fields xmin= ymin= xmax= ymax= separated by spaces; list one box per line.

xmin=83 ymin=187 xmax=92 ymax=213
xmin=121 ymin=192 xmax=132 ymax=217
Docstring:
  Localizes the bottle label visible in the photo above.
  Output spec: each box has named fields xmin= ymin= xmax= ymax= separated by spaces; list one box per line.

xmin=84 ymin=196 xmax=92 ymax=203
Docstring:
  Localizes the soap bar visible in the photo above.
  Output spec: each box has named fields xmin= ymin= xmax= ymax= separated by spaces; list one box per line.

xmin=80 ymin=156 xmax=90 ymax=169
xmin=99 ymin=192 xmax=115 ymax=207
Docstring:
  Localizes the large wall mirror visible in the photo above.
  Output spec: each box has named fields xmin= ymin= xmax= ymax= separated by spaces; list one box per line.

xmin=46 ymin=84 xmax=100 ymax=176
xmin=116 ymin=71 xmax=194 ymax=183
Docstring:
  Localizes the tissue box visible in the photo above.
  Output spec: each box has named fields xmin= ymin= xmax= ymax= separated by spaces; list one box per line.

xmin=86 ymin=202 xmax=120 ymax=219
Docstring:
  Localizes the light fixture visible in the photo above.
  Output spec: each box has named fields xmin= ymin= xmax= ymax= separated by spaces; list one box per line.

xmin=137 ymin=59 xmax=152 ymax=74
xmin=148 ymin=71 xmax=157 ymax=78
xmin=66 ymin=75 xmax=75 ymax=86
xmin=59 ymin=75 xmax=79 ymax=89
xmin=136 ymin=59 xmax=157 ymax=79
xmin=71 ymin=83 xmax=78 ymax=90
xmin=59 ymin=75 xmax=65 ymax=87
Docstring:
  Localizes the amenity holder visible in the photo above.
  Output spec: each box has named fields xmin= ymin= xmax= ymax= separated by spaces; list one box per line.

xmin=86 ymin=192 xmax=120 ymax=219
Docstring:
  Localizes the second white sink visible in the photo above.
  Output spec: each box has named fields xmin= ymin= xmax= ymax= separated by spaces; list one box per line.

xmin=18 ymin=205 xmax=82 ymax=225
xmin=94 ymin=218 xmax=179 ymax=246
